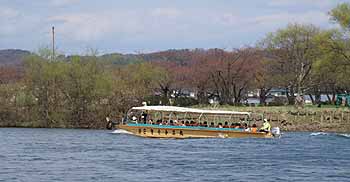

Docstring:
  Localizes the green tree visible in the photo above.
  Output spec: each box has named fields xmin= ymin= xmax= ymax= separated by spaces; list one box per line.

xmin=61 ymin=56 xmax=111 ymax=128
xmin=107 ymin=62 xmax=167 ymax=118
xmin=322 ymin=3 xmax=350 ymax=64
xmin=306 ymin=3 xmax=350 ymax=104
xmin=24 ymin=54 xmax=67 ymax=127
xmin=312 ymin=29 xmax=350 ymax=102
xmin=260 ymin=23 xmax=321 ymax=104
xmin=24 ymin=49 xmax=113 ymax=128
xmin=330 ymin=3 xmax=350 ymax=31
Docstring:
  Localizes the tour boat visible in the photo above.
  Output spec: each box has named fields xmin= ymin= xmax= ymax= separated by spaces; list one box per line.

xmin=108 ymin=106 xmax=280 ymax=139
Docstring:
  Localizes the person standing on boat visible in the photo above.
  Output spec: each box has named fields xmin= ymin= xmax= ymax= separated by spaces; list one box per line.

xmin=141 ymin=112 xmax=148 ymax=123
xmin=132 ymin=116 xmax=138 ymax=124
xmin=259 ymin=119 xmax=271 ymax=133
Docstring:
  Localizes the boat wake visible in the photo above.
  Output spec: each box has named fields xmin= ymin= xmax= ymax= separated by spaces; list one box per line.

xmin=310 ymin=132 xmax=329 ymax=136
xmin=310 ymin=132 xmax=350 ymax=139
xmin=110 ymin=129 xmax=133 ymax=135
xmin=338 ymin=134 xmax=350 ymax=138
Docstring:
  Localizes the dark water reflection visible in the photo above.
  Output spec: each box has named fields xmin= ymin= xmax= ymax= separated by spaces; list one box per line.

xmin=1 ymin=128 xmax=349 ymax=182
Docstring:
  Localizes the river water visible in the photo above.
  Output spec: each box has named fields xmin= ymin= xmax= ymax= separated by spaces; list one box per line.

xmin=1 ymin=128 xmax=349 ymax=182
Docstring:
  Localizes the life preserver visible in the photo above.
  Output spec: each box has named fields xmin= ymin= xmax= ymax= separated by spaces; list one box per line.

xmin=106 ymin=121 xmax=113 ymax=130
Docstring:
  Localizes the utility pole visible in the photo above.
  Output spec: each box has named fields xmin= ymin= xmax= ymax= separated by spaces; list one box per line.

xmin=52 ymin=26 xmax=55 ymax=61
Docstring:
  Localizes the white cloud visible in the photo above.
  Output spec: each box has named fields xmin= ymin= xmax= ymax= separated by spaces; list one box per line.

xmin=43 ymin=6 xmax=335 ymax=51
xmin=220 ymin=13 xmax=240 ymax=25
xmin=50 ymin=0 xmax=80 ymax=7
xmin=217 ymin=10 xmax=331 ymax=33
xmin=0 ymin=7 xmax=21 ymax=35
xmin=252 ymin=11 xmax=330 ymax=28
xmin=0 ymin=6 xmax=20 ymax=19
xmin=46 ymin=8 xmax=188 ymax=42
xmin=48 ymin=13 xmax=116 ymax=41
xmin=267 ymin=0 xmax=333 ymax=8
xmin=151 ymin=8 xmax=182 ymax=19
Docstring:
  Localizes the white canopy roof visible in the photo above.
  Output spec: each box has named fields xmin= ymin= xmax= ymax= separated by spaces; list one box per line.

xmin=130 ymin=106 xmax=250 ymax=115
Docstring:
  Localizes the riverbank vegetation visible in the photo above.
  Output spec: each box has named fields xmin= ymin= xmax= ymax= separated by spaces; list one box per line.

xmin=194 ymin=105 xmax=350 ymax=133
xmin=0 ymin=3 xmax=350 ymax=129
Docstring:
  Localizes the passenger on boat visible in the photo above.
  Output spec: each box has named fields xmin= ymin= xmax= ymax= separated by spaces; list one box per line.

xmin=241 ymin=123 xmax=246 ymax=129
xmin=259 ymin=119 xmax=271 ymax=133
xmin=230 ymin=123 xmax=235 ymax=128
xmin=106 ymin=117 xmax=114 ymax=130
xmin=141 ymin=112 xmax=147 ymax=122
xmin=234 ymin=123 xmax=241 ymax=129
xmin=251 ymin=124 xmax=257 ymax=132
xmin=148 ymin=119 xmax=153 ymax=124
xmin=242 ymin=123 xmax=248 ymax=129
xmin=132 ymin=116 xmax=138 ymax=123
xmin=243 ymin=123 xmax=250 ymax=131
xmin=210 ymin=122 xmax=215 ymax=127
xmin=223 ymin=122 xmax=229 ymax=128
xmin=203 ymin=121 xmax=208 ymax=127
xmin=217 ymin=123 xmax=223 ymax=128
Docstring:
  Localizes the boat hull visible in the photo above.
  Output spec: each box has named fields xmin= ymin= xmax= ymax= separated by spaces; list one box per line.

xmin=117 ymin=124 xmax=273 ymax=139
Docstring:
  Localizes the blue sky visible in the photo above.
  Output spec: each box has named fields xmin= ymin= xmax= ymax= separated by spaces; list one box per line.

xmin=0 ymin=0 xmax=349 ymax=54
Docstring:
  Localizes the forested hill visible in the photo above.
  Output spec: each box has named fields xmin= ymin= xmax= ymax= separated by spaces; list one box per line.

xmin=0 ymin=49 xmax=202 ymax=66
xmin=139 ymin=48 xmax=225 ymax=65
xmin=0 ymin=49 xmax=31 ymax=66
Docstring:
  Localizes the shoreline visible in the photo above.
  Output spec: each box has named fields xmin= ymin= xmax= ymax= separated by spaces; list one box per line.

xmin=195 ymin=105 xmax=350 ymax=133
xmin=1 ymin=106 xmax=349 ymax=133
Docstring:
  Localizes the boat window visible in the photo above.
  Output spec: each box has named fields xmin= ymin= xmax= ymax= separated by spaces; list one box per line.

xmin=158 ymin=129 xmax=161 ymax=135
xmin=180 ymin=130 xmax=183 ymax=136
xmin=165 ymin=130 xmax=168 ymax=135
xmin=151 ymin=129 xmax=154 ymax=135
xmin=172 ymin=130 xmax=176 ymax=135
xmin=143 ymin=128 xmax=146 ymax=134
xmin=138 ymin=129 xmax=141 ymax=134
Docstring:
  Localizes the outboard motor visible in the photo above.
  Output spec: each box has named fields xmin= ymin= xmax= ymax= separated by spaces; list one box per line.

xmin=106 ymin=117 xmax=119 ymax=130
xmin=106 ymin=120 xmax=113 ymax=130
xmin=271 ymin=127 xmax=281 ymax=138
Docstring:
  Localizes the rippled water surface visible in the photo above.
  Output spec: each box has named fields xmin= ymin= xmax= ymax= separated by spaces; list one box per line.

xmin=1 ymin=128 xmax=350 ymax=182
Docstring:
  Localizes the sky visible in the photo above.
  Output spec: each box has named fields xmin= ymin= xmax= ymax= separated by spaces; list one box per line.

xmin=0 ymin=0 xmax=349 ymax=54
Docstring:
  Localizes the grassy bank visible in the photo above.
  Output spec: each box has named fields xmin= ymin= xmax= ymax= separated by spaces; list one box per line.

xmin=2 ymin=105 xmax=349 ymax=133
xmin=195 ymin=105 xmax=350 ymax=133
